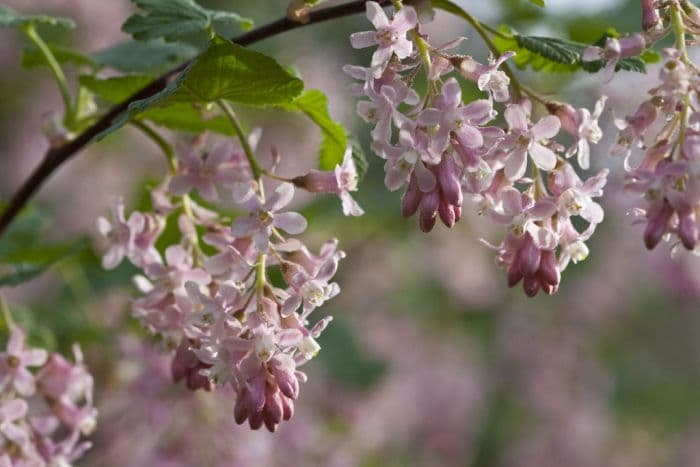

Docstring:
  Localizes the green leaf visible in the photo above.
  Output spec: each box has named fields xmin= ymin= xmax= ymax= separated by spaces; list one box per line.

xmin=91 ymin=40 xmax=198 ymax=73
xmin=122 ymin=0 xmax=253 ymax=43
xmin=348 ymin=134 xmax=369 ymax=181
xmin=0 ymin=203 xmax=87 ymax=287
xmin=284 ymin=90 xmax=348 ymax=170
xmin=492 ymin=26 xmax=649 ymax=74
xmin=140 ymin=104 xmax=234 ymax=135
xmin=0 ymin=5 xmax=75 ymax=29
xmin=529 ymin=0 xmax=545 ymax=6
xmin=95 ymin=36 xmax=304 ymax=140
xmin=0 ymin=241 xmax=86 ymax=287
xmin=22 ymin=44 xmax=95 ymax=69
xmin=79 ymin=74 xmax=154 ymax=103
xmin=80 ymin=74 xmax=234 ymax=134
xmin=640 ymin=49 xmax=661 ymax=64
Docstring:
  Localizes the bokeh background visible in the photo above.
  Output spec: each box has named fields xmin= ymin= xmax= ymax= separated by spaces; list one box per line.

xmin=2 ymin=0 xmax=700 ymax=466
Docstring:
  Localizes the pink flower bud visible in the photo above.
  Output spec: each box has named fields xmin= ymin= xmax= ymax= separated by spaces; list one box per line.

xmin=281 ymin=394 xmax=295 ymax=421
xmin=538 ymin=249 xmax=561 ymax=286
xmin=234 ymin=390 xmax=250 ymax=424
xmin=523 ymin=275 xmax=541 ymax=297
xmin=644 ymin=199 xmax=674 ymax=249
xmin=619 ymin=34 xmax=646 ymax=58
xmin=438 ymin=200 xmax=456 ymax=228
xmin=419 ymin=190 xmax=440 ymax=232
xmin=547 ymin=102 xmax=578 ymax=137
xmin=678 ymin=210 xmax=698 ymax=250
xmin=518 ymin=234 xmax=541 ymax=277
xmin=293 ymin=170 xmax=340 ymax=193
xmin=263 ymin=387 xmax=284 ymax=432
xmin=641 ymin=0 xmax=661 ymax=31
xmin=437 ymin=155 xmax=462 ymax=206
xmin=401 ymin=175 xmax=422 ymax=218
xmin=507 ymin=261 xmax=524 ymax=287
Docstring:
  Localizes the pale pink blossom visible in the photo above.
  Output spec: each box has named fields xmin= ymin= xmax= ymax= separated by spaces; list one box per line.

xmin=350 ymin=2 xmax=418 ymax=77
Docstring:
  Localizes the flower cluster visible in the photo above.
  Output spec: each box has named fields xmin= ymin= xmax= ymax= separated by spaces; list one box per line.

xmin=612 ymin=5 xmax=700 ymax=254
xmin=347 ymin=2 xmax=609 ymax=296
xmin=98 ymin=131 xmax=356 ymax=431
xmin=0 ymin=326 xmax=96 ymax=466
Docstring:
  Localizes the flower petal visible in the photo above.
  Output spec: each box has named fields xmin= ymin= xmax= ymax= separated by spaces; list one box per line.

xmin=529 ymin=143 xmax=557 ymax=171
xmin=273 ymin=212 xmax=308 ymax=234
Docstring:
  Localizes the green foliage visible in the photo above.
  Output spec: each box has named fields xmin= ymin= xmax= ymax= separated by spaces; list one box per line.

xmin=282 ymin=90 xmax=348 ymax=171
xmin=0 ymin=205 xmax=86 ymax=288
xmin=22 ymin=44 xmax=95 ymax=69
xmin=122 ymin=0 xmax=253 ymax=43
xmin=348 ymin=134 xmax=369 ymax=181
xmin=96 ymin=36 xmax=304 ymax=140
xmin=79 ymin=75 xmax=154 ymax=103
xmin=91 ymin=40 xmax=198 ymax=73
xmin=0 ymin=5 xmax=75 ymax=29
xmin=0 ymin=241 xmax=86 ymax=287
xmin=140 ymin=104 xmax=234 ymax=135
xmin=429 ymin=0 xmax=473 ymax=23
xmin=529 ymin=0 xmax=545 ymax=6
xmin=493 ymin=26 xmax=653 ymax=73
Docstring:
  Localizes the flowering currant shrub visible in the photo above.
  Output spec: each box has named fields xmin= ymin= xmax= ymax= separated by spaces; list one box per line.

xmin=0 ymin=0 xmax=700 ymax=462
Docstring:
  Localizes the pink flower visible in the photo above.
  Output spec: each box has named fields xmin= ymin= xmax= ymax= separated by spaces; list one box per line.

xmin=96 ymin=197 xmax=148 ymax=269
xmin=0 ymin=399 xmax=30 ymax=455
xmin=456 ymin=52 xmax=515 ymax=102
xmin=231 ymin=183 xmax=308 ymax=253
xmin=582 ymin=34 xmax=646 ymax=81
xmin=350 ymin=2 xmax=418 ymax=77
xmin=293 ymin=147 xmax=364 ymax=216
xmin=416 ymin=78 xmax=494 ymax=159
xmin=0 ymin=326 xmax=47 ymax=396
xmin=502 ymin=102 xmax=561 ymax=180
xmin=169 ymin=137 xmax=255 ymax=202
xmin=552 ymin=96 xmax=607 ymax=170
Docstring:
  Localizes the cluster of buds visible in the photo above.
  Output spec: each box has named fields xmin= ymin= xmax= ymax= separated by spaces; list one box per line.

xmin=98 ymin=130 xmax=360 ymax=431
xmin=346 ymin=2 xmax=609 ymax=296
xmin=612 ymin=3 xmax=700 ymax=254
xmin=0 ymin=326 xmax=96 ymax=465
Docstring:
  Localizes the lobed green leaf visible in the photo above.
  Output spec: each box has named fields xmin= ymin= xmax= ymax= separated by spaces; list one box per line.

xmin=493 ymin=26 xmax=651 ymax=74
xmin=91 ymin=40 xmax=198 ymax=73
xmin=122 ymin=0 xmax=253 ymax=43
xmin=95 ymin=36 xmax=304 ymax=140
xmin=283 ymin=90 xmax=348 ymax=171
xmin=22 ymin=44 xmax=95 ymax=69
xmin=0 ymin=5 xmax=75 ymax=29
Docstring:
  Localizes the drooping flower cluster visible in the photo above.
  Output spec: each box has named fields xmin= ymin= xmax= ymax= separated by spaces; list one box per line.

xmin=611 ymin=4 xmax=700 ymax=254
xmin=98 ymin=131 xmax=358 ymax=431
xmin=347 ymin=1 xmax=609 ymax=296
xmin=0 ymin=325 xmax=96 ymax=466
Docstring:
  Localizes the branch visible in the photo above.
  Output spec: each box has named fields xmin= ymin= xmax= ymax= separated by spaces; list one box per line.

xmin=0 ymin=0 xmax=385 ymax=237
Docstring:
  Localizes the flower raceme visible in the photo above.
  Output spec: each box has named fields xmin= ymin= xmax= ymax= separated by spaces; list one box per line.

xmin=347 ymin=1 xmax=609 ymax=296
xmin=601 ymin=0 xmax=700 ymax=255
xmin=98 ymin=131 xmax=358 ymax=432
xmin=0 ymin=326 xmax=96 ymax=465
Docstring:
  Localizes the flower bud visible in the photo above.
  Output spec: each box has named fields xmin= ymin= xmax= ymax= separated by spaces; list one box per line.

xmin=678 ymin=210 xmax=698 ymax=250
xmin=644 ymin=199 xmax=674 ymax=249
xmin=401 ymin=175 xmax=422 ymax=218
xmin=418 ymin=190 xmax=440 ymax=232
xmin=641 ymin=0 xmax=661 ymax=31
xmin=293 ymin=170 xmax=339 ymax=194
xmin=518 ymin=234 xmax=541 ymax=277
